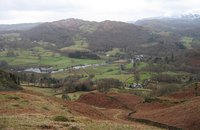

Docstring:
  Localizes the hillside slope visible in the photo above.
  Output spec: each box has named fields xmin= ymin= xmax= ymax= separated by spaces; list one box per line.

xmin=131 ymin=87 xmax=200 ymax=130
xmin=0 ymin=90 xmax=163 ymax=130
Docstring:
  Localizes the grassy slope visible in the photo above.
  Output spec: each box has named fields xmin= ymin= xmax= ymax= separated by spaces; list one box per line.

xmin=0 ymin=91 xmax=77 ymax=130
xmin=52 ymin=64 xmax=136 ymax=83
xmin=52 ymin=62 xmax=188 ymax=84
xmin=0 ymin=89 xmax=163 ymax=130
xmin=20 ymin=84 xmax=200 ymax=130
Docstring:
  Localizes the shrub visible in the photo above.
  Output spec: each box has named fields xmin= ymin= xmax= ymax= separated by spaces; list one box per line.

xmin=63 ymin=79 xmax=94 ymax=93
xmin=107 ymin=69 xmax=113 ymax=72
xmin=68 ymin=51 xmax=100 ymax=59
xmin=61 ymin=76 xmax=94 ymax=93
xmin=8 ymin=96 xmax=20 ymax=100
xmin=42 ymin=106 xmax=49 ymax=111
xmin=69 ymin=125 xmax=81 ymax=130
xmin=53 ymin=116 xmax=69 ymax=122
xmin=151 ymin=74 xmax=181 ymax=83
xmin=155 ymin=85 xmax=181 ymax=96
xmin=132 ymin=90 xmax=154 ymax=99
xmin=62 ymin=94 xmax=71 ymax=100
xmin=0 ymin=61 xmax=8 ymax=68
xmin=0 ymin=70 xmax=22 ymax=91
xmin=39 ymin=125 xmax=55 ymax=129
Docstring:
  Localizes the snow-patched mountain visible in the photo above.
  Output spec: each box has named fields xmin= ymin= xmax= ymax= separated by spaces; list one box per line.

xmin=135 ymin=14 xmax=200 ymax=38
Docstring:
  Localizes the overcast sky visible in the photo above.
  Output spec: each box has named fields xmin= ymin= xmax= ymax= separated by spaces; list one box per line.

xmin=0 ymin=0 xmax=200 ymax=24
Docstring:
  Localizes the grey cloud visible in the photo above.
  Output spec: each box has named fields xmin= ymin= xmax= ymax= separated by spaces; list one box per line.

xmin=0 ymin=0 xmax=81 ymax=11
xmin=0 ymin=0 xmax=199 ymax=24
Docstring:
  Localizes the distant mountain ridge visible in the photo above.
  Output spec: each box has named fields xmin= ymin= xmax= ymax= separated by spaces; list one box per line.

xmin=135 ymin=15 xmax=200 ymax=39
xmin=0 ymin=17 xmax=199 ymax=55
xmin=0 ymin=23 xmax=41 ymax=32
xmin=21 ymin=18 xmax=153 ymax=51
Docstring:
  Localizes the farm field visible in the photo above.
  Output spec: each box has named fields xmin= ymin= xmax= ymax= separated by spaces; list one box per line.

xmin=0 ymin=46 xmax=105 ymax=69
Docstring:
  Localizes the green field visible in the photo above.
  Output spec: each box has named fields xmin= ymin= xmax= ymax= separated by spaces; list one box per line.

xmin=0 ymin=33 xmax=21 ymax=42
xmin=181 ymin=36 xmax=193 ymax=49
xmin=60 ymin=42 xmax=90 ymax=52
xmin=22 ymin=85 xmax=96 ymax=101
xmin=0 ymin=46 xmax=104 ymax=69
xmin=119 ymin=88 xmax=153 ymax=98
xmin=22 ymin=85 xmax=61 ymax=96
xmin=52 ymin=64 xmax=135 ymax=82
xmin=51 ymin=62 xmax=156 ymax=85
xmin=60 ymin=36 xmax=90 ymax=52
xmin=106 ymin=48 xmax=122 ymax=56
xmin=125 ymin=62 xmax=148 ymax=70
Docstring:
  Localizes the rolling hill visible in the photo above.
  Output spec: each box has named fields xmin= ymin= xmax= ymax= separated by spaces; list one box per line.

xmin=16 ymin=18 xmax=185 ymax=56
xmin=22 ymin=19 xmax=153 ymax=51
